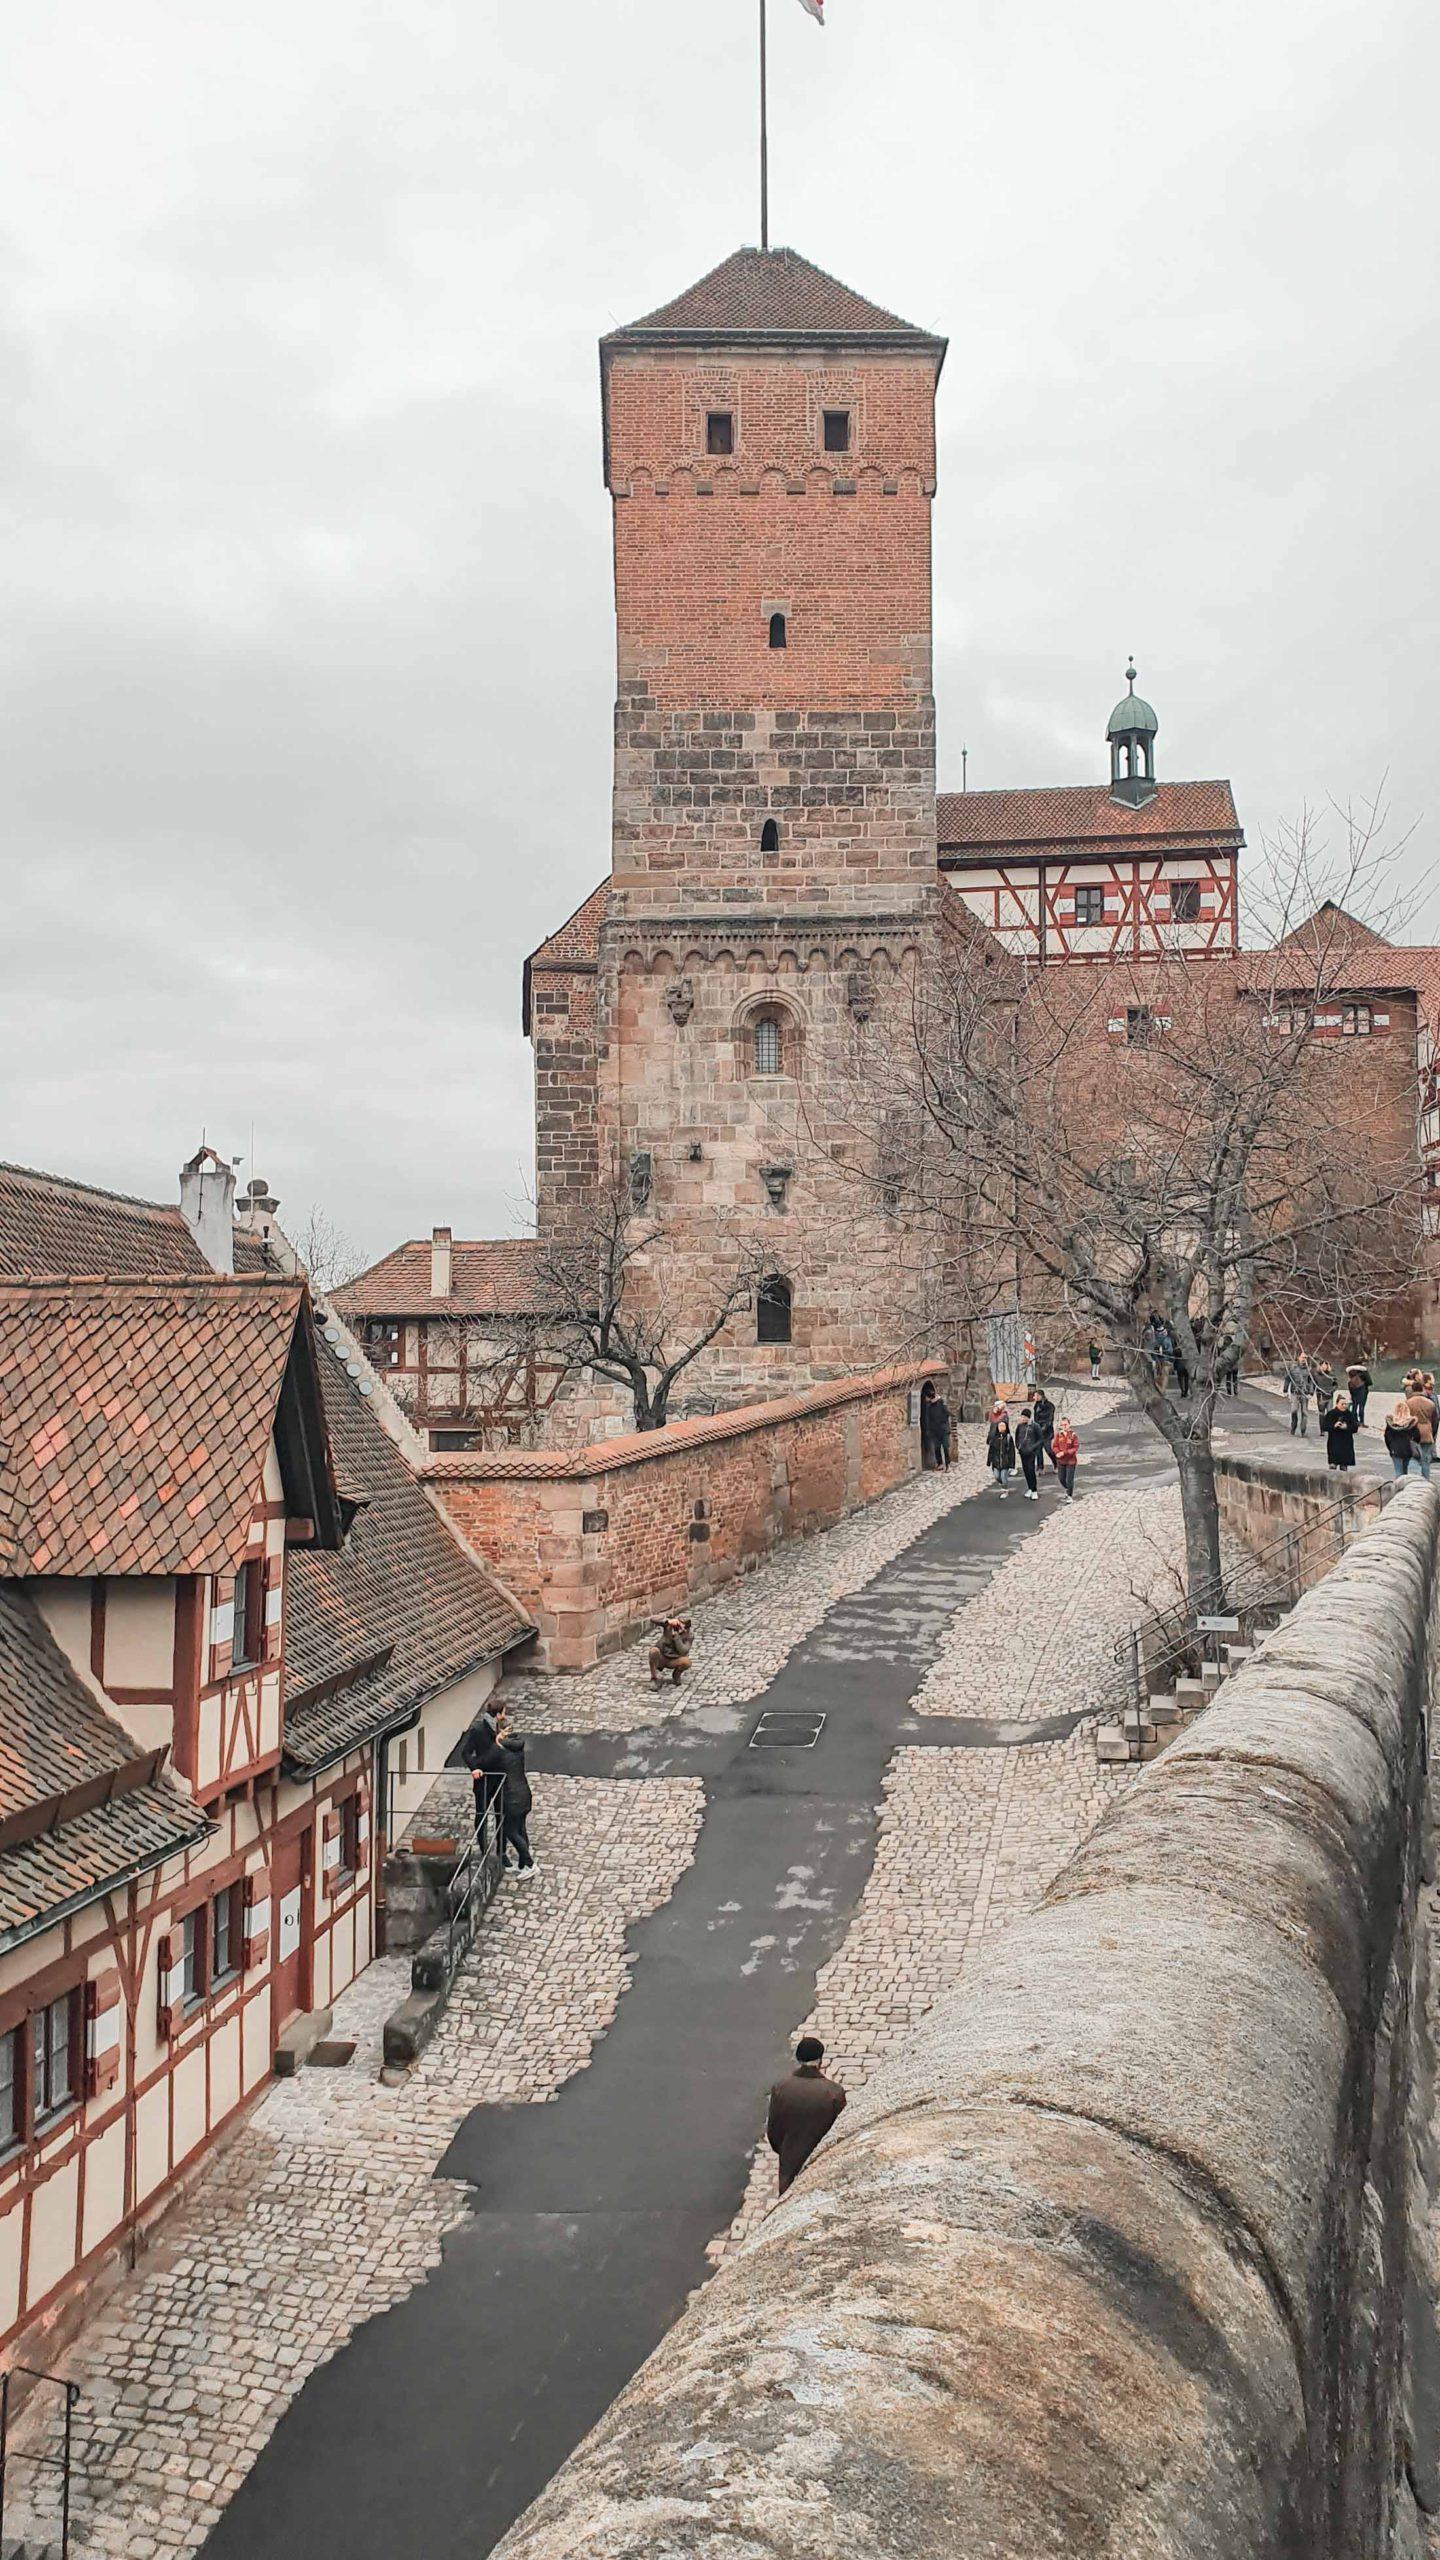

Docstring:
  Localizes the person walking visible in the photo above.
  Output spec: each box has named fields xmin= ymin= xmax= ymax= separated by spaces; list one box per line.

xmin=1311 ymin=1355 xmax=1336 ymax=1411
xmin=1051 ymin=1415 xmax=1080 ymax=1498
xmin=1031 ymin=1385 xmax=1057 ymax=1469
xmin=1015 ymin=1406 xmax=1045 ymax=1500
xmin=1319 ymin=1388 xmax=1358 ymax=1473
xmin=495 ymin=1715 xmax=536 ymax=1875
xmin=1406 ymin=1375 xmax=1437 ymax=1479
xmin=927 ymin=1391 xmax=952 ymax=1470
xmin=1385 ymin=1401 xmax=1419 ymax=1479
xmin=766 ymin=2037 xmax=848 ymax=2195
xmin=1088 ymin=1338 xmax=1103 ymax=1382
xmin=1345 ymin=1360 xmax=1373 ymax=1427
xmin=1283 ymin=1356 xmax=1313 ymax=1437
xmin=987 ymin=1404 xmax=1017 ymax=1496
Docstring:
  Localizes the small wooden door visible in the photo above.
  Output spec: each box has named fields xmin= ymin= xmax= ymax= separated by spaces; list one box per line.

xmin=271 ymin=1827 xmax=312 ymax=2031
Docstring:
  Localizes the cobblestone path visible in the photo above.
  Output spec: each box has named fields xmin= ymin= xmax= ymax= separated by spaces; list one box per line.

xmin=6 ymin=1381 xmax=1194 ymax=2560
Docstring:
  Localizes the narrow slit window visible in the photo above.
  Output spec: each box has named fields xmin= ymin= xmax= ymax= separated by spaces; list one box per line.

xmin=706 ymin=411 xmax=734 ymax=456
xmin=768 ymin=612 xmax=787 ymax=650
xmin=753 ymin=1015 xmax=783 ymax=1076
xmin=823 ymin=410 xmax=851 ymax=454
xmin=760 ymin=818 xmax=781 ymax=854
xmin=757 ymin=1275 xmax=793 ymax=1345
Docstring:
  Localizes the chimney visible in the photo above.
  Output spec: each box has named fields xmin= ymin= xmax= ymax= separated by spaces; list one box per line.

xmin=179 ymin=1145 xmax=237 ymax=1274
xmin=431 ymin=1226 xmax=453 ymax=1298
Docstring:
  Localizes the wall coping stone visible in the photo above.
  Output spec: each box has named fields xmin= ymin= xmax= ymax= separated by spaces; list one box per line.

xmin=420 ymin=1361 xmax=942 ymax=1483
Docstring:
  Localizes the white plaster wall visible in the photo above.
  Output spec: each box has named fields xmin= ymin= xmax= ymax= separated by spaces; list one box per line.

xmin=104 ymin=1579 xmax=176 ymax=1688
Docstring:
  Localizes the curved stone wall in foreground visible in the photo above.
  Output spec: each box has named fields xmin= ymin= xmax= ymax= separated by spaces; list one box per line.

xmin=495 ymin=1483 xmax=1440 ymax=2560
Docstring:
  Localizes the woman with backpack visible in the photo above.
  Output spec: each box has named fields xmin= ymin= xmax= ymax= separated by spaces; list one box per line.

xmin=1385 ymin=1401 xmax=1419 ymax=1479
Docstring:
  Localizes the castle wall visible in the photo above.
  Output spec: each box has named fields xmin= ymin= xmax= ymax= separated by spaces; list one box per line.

xmin=426 ymin=1363 xmax=936 ymax=1671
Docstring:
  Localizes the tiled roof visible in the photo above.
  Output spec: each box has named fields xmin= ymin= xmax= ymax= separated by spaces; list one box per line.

xmin=334 ymin=1240 xmax=543 ymax=1321
xmin=607 ymin=249 xmax=945 ymax=353
xmin=937 ymin=781 xmax=1243 ymax=857
xmin=0 ymin=1786 xmax=210 ymax=1951
xmin=0 ymin=1278 xmax=304 ymax=1577
xmin=0 ymin=1586 xmax=150 ymax=1824
xmin=0 ymin=1585 xmax=208 ymax=1947
xmin=282 ymin=1336 xmax=533 ymax=1774
xmin=0 ymin=1160 xmax=274 ymax=1278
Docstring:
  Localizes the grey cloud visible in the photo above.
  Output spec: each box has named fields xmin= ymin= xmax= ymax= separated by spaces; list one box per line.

xmin=1 ymin=0 xmax=1436 ymax=1264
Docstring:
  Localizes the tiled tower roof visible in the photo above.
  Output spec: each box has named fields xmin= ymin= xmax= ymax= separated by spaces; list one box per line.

xmin=605 ymin=247 xmax=947 ymax=361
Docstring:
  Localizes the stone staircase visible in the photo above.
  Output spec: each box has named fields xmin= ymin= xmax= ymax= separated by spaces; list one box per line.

xmin=1096 ymin=1606 xmax=1287 ymax=1765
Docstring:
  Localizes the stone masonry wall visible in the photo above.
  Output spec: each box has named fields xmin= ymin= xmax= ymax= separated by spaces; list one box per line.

xmin=493 ymin=1484 xmax=1440 ymax=2559
xmin=597 ymin=917 xmax=942 ymax=1402
xmin=1216 ymin=1450 xmax=1395 ymax=1594
xmin=427 ymin=1364 xmax=936 ymax=1670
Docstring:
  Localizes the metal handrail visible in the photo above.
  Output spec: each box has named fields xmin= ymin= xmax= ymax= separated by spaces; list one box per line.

xmin=442 ymin=1775 xmax=505 ymax=1989
xmin=1105 ymin=1474 xmax=1403 ymax=1725
xmin=0 ymin=2365 xmax=81 ymax=2559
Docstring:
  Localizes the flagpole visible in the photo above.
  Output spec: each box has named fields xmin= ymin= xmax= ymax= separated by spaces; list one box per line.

xmin=759 ymin=0 xmax=769 ymax=251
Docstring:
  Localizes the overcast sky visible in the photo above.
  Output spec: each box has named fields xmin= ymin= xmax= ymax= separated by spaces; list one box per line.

xmin=1 ymin=0 xmax=1435 ymax=1268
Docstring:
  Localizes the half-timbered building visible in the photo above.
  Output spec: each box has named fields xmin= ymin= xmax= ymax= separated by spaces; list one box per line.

xmin=334 ymin=1231 xmax=557 ymax=1451
xmin=0 ymin=1156 xmax=532 ymax=2355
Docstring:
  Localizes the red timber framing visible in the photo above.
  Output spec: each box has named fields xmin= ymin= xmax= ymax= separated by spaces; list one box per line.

xmin=0 ymin=1754 xmax=380 ymax=2357
xmin=947 ymin=850 xmax=1240 ymax=963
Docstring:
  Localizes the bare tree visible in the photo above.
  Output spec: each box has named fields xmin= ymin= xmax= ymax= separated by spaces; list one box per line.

xmin=495 ymin=1178 xmax=773 ymax=1433
xmin=831 ymin=799 xmax=1425 ymax=1604
xmin=292 ymin=1204 xmax=365 ymax=1295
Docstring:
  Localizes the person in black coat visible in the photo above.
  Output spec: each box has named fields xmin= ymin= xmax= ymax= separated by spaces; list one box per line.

xmin=1015 ymin=1407 xmax=1045 ymax=1499
xmin=1320 ymin=1391 xmax=1358 ymax=1472
xmin=1031 ymin=1388 xmax=1057 ymax=1469
xmin=493 ymin=1715 xmax=535 ymax=1875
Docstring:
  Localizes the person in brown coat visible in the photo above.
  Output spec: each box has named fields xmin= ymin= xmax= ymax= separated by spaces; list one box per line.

xmin=648 ymin=1617 xmax=693 ymax=1687
xmin=766 ymin=2037 xmax=848 ymax=2194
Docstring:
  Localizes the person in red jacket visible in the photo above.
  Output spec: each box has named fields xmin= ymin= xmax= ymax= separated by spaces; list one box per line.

xmin=1051 ymin=1416 xmax=1081 ymax=1498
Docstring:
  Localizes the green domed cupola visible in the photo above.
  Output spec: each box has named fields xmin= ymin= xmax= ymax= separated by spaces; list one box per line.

xmin=1107 ymin=659 xmax=1158 ymax=807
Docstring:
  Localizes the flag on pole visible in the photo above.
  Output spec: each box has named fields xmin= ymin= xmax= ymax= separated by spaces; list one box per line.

xmin=797 ymin=0 xmax=825 ymax=19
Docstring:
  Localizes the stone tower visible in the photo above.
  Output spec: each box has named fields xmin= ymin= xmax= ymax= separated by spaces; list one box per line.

xmin=530 ymin=247 xmax=951 ymax=1407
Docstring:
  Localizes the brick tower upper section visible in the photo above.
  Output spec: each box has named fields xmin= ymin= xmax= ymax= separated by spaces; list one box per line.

xmin=600 ymin=248 xmax=948 ymax=917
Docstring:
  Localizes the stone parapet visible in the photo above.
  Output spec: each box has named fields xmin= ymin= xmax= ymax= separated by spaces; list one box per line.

xmin=426 ymin=1363 xmax=938 ymax=1670
xmin=494 ymin=1483 xmax=1440 ymax=2557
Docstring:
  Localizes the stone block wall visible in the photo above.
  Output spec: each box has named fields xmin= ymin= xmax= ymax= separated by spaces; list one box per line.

xmin=1216 ymin=1450 xmax=1395 ymax=1596
xmin=493 ymin=1484 xmax=1440 ymax=2558
xmin=426 ymin=1363 xmax=935 ymax=1670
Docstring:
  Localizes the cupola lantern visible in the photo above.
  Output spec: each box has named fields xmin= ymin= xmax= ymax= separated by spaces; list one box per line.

xmin=1106 ymin=659 xmax=1159 ymax=807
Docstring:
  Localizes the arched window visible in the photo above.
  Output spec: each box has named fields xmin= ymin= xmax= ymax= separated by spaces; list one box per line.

xmin=753 ymin=1012 xmax=783 ymax=1076
xmin=760 ymin=818 xmax=780 ymax=854
xmin=757 ymin=1274 xmax=792 ymax=1344
xmin=769 ymin=612 xmax=787 ymax=650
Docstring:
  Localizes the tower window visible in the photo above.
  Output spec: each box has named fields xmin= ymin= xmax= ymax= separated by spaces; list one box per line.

xmin=1343 ymin=1004 xmax=1373 ymax=1038
xmin=1074 ymin=885 xmax=1105 ymax=927
xmin=757 ymin=1275 xmax=793 ymax=1345
xmin=1125 ymin=1006 xmax=1156 ymax=1048
xmin=1170 ymin=880 xmax=1202 ymax=922
xmin=760 ymin=818 xmax=781 ymax=854
xmin=706 ymin=411 xmax=734 ymax=456
xmin=769 ymin=612 xmax=787 ymax=650
xmin=753 ymin=1014 xmax=783 ymax=1076
xmin=823 ymin=410 xmax=851 ymax=454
